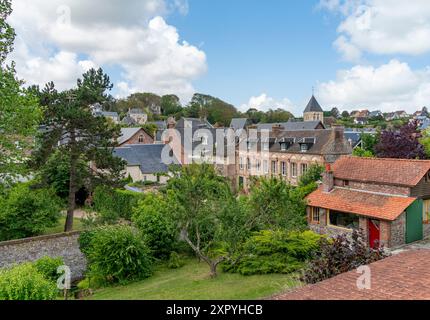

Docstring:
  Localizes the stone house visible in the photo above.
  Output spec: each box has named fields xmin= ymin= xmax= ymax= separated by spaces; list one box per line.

xmin=307 ymin=157 xmax=430 ymax=248
xmin=122 ymin=108 xmax=148 ymax=126
xmin=236 ymin=126 xmax=352 ymax=190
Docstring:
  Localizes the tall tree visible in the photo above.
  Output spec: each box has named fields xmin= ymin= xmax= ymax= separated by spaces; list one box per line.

xmin=0 ymin=0 xmax=41 ymax=187
xmin=375 ymin=120 xmax=425 ymax=159
xmin=31 ymin=69 xmax=126 ymax=231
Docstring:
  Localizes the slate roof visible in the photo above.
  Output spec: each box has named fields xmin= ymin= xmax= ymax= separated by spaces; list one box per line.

xmin=304 ymin=95 xmax=323 ymax=113
xmin=114 ymin=144 xmax=177 ymax=174
xmin=257 ymin=121 xmax=325 ymax=131
xmin=307 ymin=187 xmax=416 ymax=221
xmin=230 ymin=118 xmax=249 ymax=131
xmin=333 ymin=156 xmax=430 ymax=187
xmin=129 ymin=108 xmax=145 ymax=115
xmin=101 ymin=111 xmax=119 ymax=118
xmin=118 ymin=128 xmax=147 ymax=145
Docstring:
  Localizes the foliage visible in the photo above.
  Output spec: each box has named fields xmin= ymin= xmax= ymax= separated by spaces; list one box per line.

xmin=160 ymin=94 xmax=183 ymax=117
xmin=0 ymin=263 xmax=57 ymax=300
xmin=166 ymin=164 xmax=254 ymax=277
xmin=132 ymin=193 xmax=178 ymax=259
xmin=375 ymin=120 xmax=425 ymax=159
xmin=420 ymin=128 xmax=430 ymax=158
xmin=0 ymin=183 xmax=62 ymax=241
xmin=352 ymin=147 xmax=374 ymax=158
xmin=223 ymin=230 xmax=322 ymax=276
xmin=31 ymin=68 xmax=126 ymax=232
xmin=261 ymin=108 xmax=294 ymax=124
xmin=141 ymin=123 xmax=158 ymax=138
xmin=302 ymin=230 xmax=389 ymax=284
xmin=81 ymin=225 xmax=153 ymax=284
xmin=93 ymin=186 xmax=144 ymax=223
xmin=298 ymin=164 xmax=324 ymax=187
xmin=0 ymin=0 xmax=41 ymax=187
xmin=247 ymin=177 xmax=308 ymax=232
xmin=167 ymin=252 xmax=185 ymax=269
xmin=33 ymin=256 xmax=64 ymax=283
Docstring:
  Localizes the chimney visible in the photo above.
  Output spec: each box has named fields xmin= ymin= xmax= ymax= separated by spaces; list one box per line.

xmin=322 ymin=163 xmax=334 ymax=193
xmin=332 ymin=125 xmax=345 ymax=143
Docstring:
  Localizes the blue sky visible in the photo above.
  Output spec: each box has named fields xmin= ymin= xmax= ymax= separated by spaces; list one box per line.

xmin=9 ymin=0 xmax=430 ymax=116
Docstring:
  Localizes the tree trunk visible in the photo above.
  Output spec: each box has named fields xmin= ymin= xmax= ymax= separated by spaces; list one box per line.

xmin=210 ymin=262 xmax=218 ymax=278
xmin=64 ymin=153 xmax=78 ymax=232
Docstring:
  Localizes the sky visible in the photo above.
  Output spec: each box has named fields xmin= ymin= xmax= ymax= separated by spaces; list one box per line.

xmin=7 ymin=0 xmax=430 ymax=116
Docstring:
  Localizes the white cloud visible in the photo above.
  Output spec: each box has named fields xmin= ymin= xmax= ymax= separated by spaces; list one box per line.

xmin=8 ymin=0 xmax=205 ymax=101
xmin=317 ymin=59 xmax=430 ymax=112
xmin=240 ymin=93 xmax=297 ymax=114
xmin=320 ymin=0 xmax=430 ymax=61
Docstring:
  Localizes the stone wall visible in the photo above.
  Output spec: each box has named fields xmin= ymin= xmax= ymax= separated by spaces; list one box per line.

xmin=390 ymin=213 xmax=406 ymax=248
xmin=0 ymin=232 xmax=86 ymax=281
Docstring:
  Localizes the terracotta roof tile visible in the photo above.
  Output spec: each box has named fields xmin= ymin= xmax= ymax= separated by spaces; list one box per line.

xmin=274 ymin=250 xmax=430 ymax=300
xmin=307 ymin=187 xmax=416 ymax=221
xmin=332 ymin=156 xmax=430 ymax=187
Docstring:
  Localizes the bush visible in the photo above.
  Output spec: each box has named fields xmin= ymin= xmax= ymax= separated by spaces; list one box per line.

xmin=223 ymin=230 xmax=322 ymax=276
xmin=0 ymin=263 xmax=58 ymax=300
xmin=302 ymin=230 xmax=389 ymax=284
xmin=78 ymin=229 xmax=98 ymax=256
xmin=93 ymin=186 xmax=144 ymax=222
xmin=167 ymin=252 xmax=185 ymax=269
xmin=34 ymin=256 xmax=64 ymax=283
xmin=0 ymin=183 xmax=62 ymax=241
xmin=81 ymin=225 xmax=153 ymax=284
xmin=132 ymin=193 xmax=178 ymax=259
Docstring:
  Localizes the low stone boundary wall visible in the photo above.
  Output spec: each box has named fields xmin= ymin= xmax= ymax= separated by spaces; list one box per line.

xmin=0 ymin=232 xmax=87 ymax=281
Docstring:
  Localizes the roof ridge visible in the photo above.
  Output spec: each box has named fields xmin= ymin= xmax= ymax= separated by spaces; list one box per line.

xmin=345 ymin=156 xmax=430 ymax=163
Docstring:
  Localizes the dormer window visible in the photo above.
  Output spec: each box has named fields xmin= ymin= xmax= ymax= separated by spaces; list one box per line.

xmin=280 ymin=143 xmax=287 ymax=151
xmin=301 ymin=144 xmax=308 ymax=152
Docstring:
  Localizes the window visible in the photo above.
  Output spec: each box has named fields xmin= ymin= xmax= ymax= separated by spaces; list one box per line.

xmin=281 ymin=161 xmax=287 ymax=176
xmin=311 ymin=207 xmax=321 ymax=224
xmin=301 ymin=163 xmax=308 ymax=175
xmin=300 ymin=144 xmax=308 ymax=152
xmin=263 ymin=142 xmax=269 ymax=151
xmin=280 ymin=143 xmax=287 ymax=151
xmin=271 ymin=161 xmax=277 ymax=174
xmin=291 ymin=163 xmax=297 ymax=177
xmin=247 ymin=158 xmax=251 ymax=171
xmin=239 ymin=157 xmax=244 ymax=170
xmin=344 ymin=180 xmax=350 ymax=187
xmin=328 ymin=210 xmax=359 ymax=230
xmin=138 ymin=135 xmax=144 ymax=143
xmin=263 ymin=160 xmax=269 ymax=174
xmin=424 ymin=200 xmax=430 ymax=224
xmin=256 ymin=159 xmax=261 ymax=172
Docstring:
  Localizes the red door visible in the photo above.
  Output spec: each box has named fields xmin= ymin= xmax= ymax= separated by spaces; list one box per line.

xmin=369 ymin=220 xmax=380 ymax=249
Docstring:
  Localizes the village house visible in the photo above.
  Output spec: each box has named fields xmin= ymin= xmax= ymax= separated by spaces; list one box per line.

xmin=236 ymin=126 xmax=352 ymax=190
xmin=113 ymin=144 xmax=178 ymax=184
xmin=122 ymin=108 xmax=148 ymax=126
xmin=118 ymin=127 xmax=154 ymax=147
xmin=307 ymin=157 xmax=430 ymax=248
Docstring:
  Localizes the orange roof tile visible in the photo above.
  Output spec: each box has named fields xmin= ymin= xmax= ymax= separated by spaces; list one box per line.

xmin=332 ymin=156 xmax=430 ymax=187
xmin=307 ymin=187 xmax=416 ymax=221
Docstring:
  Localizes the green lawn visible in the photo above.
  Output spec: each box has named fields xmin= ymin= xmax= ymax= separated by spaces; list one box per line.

xmin=43 ymin=216 xmax=84 ymax=235
xmin=89 ymin=258 xmax=301 ymax=300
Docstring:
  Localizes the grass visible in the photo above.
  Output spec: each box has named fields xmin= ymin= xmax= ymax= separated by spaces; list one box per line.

xmin=89 ymin=258 xmax=301 ymax=300
xmin=43 ymin=216 xmax=85 ymax=235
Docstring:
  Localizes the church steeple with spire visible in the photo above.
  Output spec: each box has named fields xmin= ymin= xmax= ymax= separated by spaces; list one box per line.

xmin=303 ymin=95 xmax=324 ymax=123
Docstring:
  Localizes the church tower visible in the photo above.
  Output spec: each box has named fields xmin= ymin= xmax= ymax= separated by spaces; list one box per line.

xmin=303 ymin=95 xmax=324 ymax=123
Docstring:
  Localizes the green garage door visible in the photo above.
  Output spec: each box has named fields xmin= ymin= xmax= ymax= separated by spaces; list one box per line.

xmin=406 ymin=200 xmax=423 ymax=244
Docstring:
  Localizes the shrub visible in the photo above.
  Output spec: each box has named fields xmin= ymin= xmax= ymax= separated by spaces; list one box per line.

xmin=0 ymin=263 xmax=57 ymax=300
xmin=223 ymin=230 xmax=322 ymax=276
xmin=34 ymin=256 xmax=64 ymax=283
xmin=93 ymin=186 xmax=144 ymax=222
xmin=167 ymin=252 xmax=185 ymax=269
xmin=302 ymin=230 xmax=389 ymax=284
xmin=82 ymin=225 xmax=153 ymax=284
xmin=0 ymin=183 xmax=62 ymax=241
xmin=132 ymin=193 xmax=178 ymax=259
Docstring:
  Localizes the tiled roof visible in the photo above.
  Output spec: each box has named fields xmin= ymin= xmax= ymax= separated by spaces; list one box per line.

xmin=307 ymin=187 xmax=416 ymax=221
xmin=333 ymin=156 xmax=430 ymax=187
xmin=304 ymin=95 xmax=323 ymax=113
xmin=274 ymin=250 xmax=430 ymax=300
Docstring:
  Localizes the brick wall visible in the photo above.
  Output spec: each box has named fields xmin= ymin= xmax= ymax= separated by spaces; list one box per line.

xmin=0 ymin=232 xmax=86 ymax=281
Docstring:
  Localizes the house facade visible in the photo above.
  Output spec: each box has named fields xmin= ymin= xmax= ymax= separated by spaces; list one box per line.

xmin=236 ymin=126 xmax=352 ymax=190
xmin=307 ymin=157 xmax=430 ymax=248
xmin=118 ymin=128 xmax=154 ymax=146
